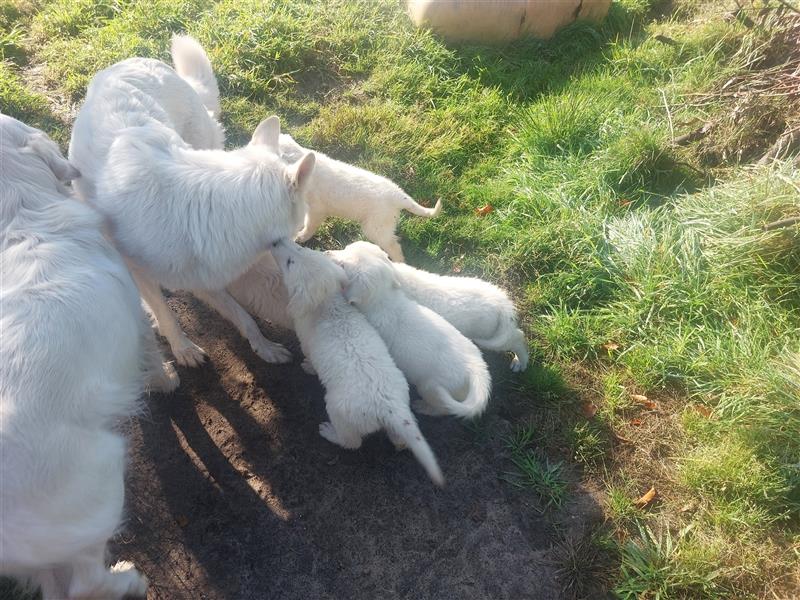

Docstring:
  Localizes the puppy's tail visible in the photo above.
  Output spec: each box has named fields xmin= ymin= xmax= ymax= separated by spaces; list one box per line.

xmin=385 ymin=407 xmax=444 ymax=487
xmin=430 ymin=362 xmax=492 ymax=419
xmin=401 ymin=195 xmax=442 ymax=218
xmin=171 ymin=34 xmax=221 ymax=118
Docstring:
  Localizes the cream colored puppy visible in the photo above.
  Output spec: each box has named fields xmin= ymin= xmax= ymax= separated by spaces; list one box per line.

xmin=271 ymin=240 xmax=443 ymax=486
xmin=279 ymin=131 xmax=441 ymax=262
xmin=344 ymin=242 xmax=528 ymax=371
xmin=329 ymin=245 xmax=491 ymax=419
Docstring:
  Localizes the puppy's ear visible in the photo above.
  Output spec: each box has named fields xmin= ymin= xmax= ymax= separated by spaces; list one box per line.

xmin=25 ymin=134 xmax=81 ymax=182
xmin=251 ymin=115 xmax=280 ymax=152
xmin=286 ymin=152 xmax=315 ymax=192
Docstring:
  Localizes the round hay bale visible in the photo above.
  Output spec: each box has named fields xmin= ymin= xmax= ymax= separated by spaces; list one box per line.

xmin=407 ymin=0 xmax=612 ymax=43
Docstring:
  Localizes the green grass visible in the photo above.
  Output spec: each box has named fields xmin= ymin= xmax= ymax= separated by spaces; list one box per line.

xmin=3 ymin=0 xmax=800 ymax=596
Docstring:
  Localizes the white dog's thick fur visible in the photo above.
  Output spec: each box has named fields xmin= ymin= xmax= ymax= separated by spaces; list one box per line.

xmin=279 ymin=132 xmax=441 ymax=262
xmin=69 ymin=36 xmax=314 ymax=367
xmin=271 ymin=240 xmax=443 ymax=485
xmin=0 ymin=115 xmax=177 ymax=599
xmin=344 ymin=242 xmax=528 ymax=371
xmin=329 ymin=244 xmax=491 ymax=419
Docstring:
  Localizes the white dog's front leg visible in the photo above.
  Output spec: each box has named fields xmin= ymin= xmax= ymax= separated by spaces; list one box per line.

xmin=130 ymin=268 xmax=207 ymax=367
xmin=194 ymin=289 xmax=292 ymax=364
xmin=295 ymin=210 xmax=325 ymax=243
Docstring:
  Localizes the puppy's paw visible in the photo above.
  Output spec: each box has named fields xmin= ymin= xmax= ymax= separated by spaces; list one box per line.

xmin=411 ymin=398 xmax=444 ymax=416
xmin=251 ymin=339 xmax=292 ymax=364
xmin=300 ymin=358 xmax=317 ymax=375
xmin=319 ymin=421 xmax=339 ymax=445
xmin=149 ymin=361 xmax=180 ymax=393
xmin=172 ymin=340 xmax=207 ymax=367
xmin=110 ymin=561 xmax=148 ymax=597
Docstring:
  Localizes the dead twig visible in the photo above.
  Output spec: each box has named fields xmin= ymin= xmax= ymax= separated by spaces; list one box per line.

xmin=763 ymin=216 xmax=800 ymax=231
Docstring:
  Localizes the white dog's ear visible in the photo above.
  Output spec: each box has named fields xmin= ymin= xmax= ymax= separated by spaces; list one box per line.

xmin=251 ymin=115 xmax=280 ymax=152
xmin=25 ymin=134 xmax=81 ymax=182
xmin=286 ymin=152 xmax=315 ymax=192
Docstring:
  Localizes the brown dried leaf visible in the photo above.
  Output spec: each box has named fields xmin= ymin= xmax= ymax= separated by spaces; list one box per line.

xmin=630 ymin=418 xmax=643 ymax=426
xmin=694 ymin=404 xmax=713 ymax=418
xmin=475 ymin=204 xmax=494 ymax=216
xmin=634 ymin=487 xmax=657 ymax=509
xmin=601 ymin=342 xmax=620 ymax=352
xmin=632 ymin=394 xmax=658 ymax=410
xmin=580 ymin=401 xmax=598 ymax=419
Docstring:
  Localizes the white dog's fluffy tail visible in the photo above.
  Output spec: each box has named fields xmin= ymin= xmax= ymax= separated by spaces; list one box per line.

xmin=171 ymin=34 xmax=220 ymax=118
xmin=385 ymin=407 xmax=444 ymax=487
xmin=431 ymin=363 xmax=491 ymax=419
xmin=402 ymin=196 xmax=442 ymax=218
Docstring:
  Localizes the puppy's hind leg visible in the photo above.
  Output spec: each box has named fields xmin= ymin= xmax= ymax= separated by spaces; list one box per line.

xmin=362 ymin=219 xmax=405 ymax=262
xmin=193 ymin=289 xmax=291 ymax=364
xmin=129 ymin=267 xmax=207 ymax=367
xmin=319 ymin=411 xmax=363 ymax=450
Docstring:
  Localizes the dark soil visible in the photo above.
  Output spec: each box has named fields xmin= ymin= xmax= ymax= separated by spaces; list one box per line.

xmin=108 ymin=292 xmax=604 ymax=600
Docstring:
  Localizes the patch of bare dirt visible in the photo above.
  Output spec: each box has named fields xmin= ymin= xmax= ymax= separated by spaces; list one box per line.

xmin=107 ymin=292 xmax=605 ymax=599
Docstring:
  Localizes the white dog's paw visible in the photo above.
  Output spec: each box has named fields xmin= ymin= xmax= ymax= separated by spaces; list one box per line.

xmin=251 ymin=339 xmax=292 ymax=364
xmin=149 ymin=361 xmax=180 ymax=393
xmin=387 ymin=430 xmax=408 ymax=451
xmin=319 ymin=421 xmax=339 ymax=445
xmin=301 ymin=358 xmax=317 ymax=375
xmin=110 ymin=561 xmax=148 ymax=597
xmin=172 ymin=340 xmax=207 ymax=367
xmin=510 ymin=356 xmax=523 ymax=372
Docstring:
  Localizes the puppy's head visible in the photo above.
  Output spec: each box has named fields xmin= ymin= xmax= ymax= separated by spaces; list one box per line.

xmin=0 ymin=114 xmax=81 ymax=187
xmin=272 ymin=239 xmax=348 ymax=315
xmin=327 ymin=242 xmax=400 ymax=307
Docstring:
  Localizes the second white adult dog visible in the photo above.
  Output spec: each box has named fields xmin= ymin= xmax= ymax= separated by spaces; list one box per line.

xmin=1 ymin=115 xmax=177 ymax=599
xmin=329 ymin=245 xmax=491 ymax=419
xmin=341 ymin=242 xmax=528 ymax=371
xmin=279 ymin=131 xmax=441 ymax=262
xmin=69 ymin=36 xmax=315 ymax=367
xmin=271 ymin=240 xmax=444 ymax=486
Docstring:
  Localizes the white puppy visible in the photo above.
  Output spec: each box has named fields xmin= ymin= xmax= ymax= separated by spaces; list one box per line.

xmin=344 ymin=242 xmax=528 ymax=371
xmin=69 ymin=36 xmax=315 ymax=367
xmin=279 ymin=131 xmax=441 ymax=262
xmin=0 ymin=115 xmax=177 ymax=599
xmin=271 ymin=240 xmax=443 ymax=486
xmin=329 ymin=245 xmax=491 ymax=419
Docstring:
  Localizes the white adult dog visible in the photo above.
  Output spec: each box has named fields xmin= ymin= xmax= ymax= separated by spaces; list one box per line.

xmin=329 ymin=244 xmax=491 ymax=419
xmin=279 ymin=131 xmax=441 ymax=262
xmin=69 ymin=35 xmax=315 ymax=367
xmin=271 ymin=240 xmax=443 ymax=485
xmin=0 ymin=115 xmax=177 ymax=599
xmin=342 ymin=242 xmax=528 ymax=371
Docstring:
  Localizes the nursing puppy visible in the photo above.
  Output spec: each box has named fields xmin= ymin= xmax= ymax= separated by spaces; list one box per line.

xmin=271 ymin=240 xmax=443 ymax=486
xmin=1 ymin=115 xmax=177 ymax=599
xmin=329 ymin=245 xmax=491 ymax=419
xmin=69 ymin=36 xmax=314 ymax=367
xmin=227 ymin=251 xmax=293 ymax=331
xmin=279 ymin=131 xmax=441 ymax=262
xmin=344 ymin=242 xmax=528 ymax=372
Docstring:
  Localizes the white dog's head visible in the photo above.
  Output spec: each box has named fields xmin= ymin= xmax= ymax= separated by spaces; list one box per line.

xmin=247 ymin=114 xmax=315 ymax=234
xmin=327 ymin=241 xmax=400 ymax=307
xmin=271 ymin=239 xmax=348 ymax=316
xmin=0 ymin=114 xmax=81 ymax=190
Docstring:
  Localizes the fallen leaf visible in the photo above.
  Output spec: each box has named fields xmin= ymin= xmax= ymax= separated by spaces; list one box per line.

xmin=176 ymin=514 xmax=189 ymax=528
xmin=611 ymin=430 xmax=634 ymax=445
xmin=634 ymin=486 xmax=657 ymax=509
xmin=680 ymin=500 xmax=698 ymax=513
xmin=580 ymin=401 xmax=598 ymax=419
xmin=694 ymin=404 xmax=713 ymax=418
xmin=475 ymin=204 xmax=494 ymax=216
xmin=630 ymin=418 xmax=643 ymax=426
xmin=619 ymin=198 xmax=633 ymax=207
xmin=601 ymin=342 xmax=620 ymax=352
xmin=631 ymin=394 xmax=658 ymax=410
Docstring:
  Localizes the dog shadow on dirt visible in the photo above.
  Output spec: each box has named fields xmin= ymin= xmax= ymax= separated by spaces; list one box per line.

xmin=113 ymin=293 xmax=605 ymax=600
